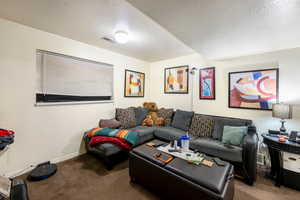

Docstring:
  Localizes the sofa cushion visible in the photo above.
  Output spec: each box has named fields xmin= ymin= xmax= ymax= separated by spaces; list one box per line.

xmin=190 ymin=138 xmax=243 ymax=162
xmin=154 ymin=126 xmax=186 ymax=141
xmin=132 ymin=126 xmax=156 ymax=146
xmin=134 ymin=107 xmax=149 ymax=125
xmin=157 ymin=108 xmax=174 ymax=126
xmin=222 ymin=126 xmax=247 ymax=146
xmin=99 ymin=119 xmax=121 ymax=129
xmin=212 ymin=117 xmax=252 ymax=140
xmin=116 ymin=108 xmax=136 ymax=129
xmin=171 ymin=110 xmax=194 ymax=131
xmin=189 ymin=114 xmax=214 ymax=137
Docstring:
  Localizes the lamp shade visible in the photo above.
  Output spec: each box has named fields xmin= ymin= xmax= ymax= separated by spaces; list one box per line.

xmin=272 ymin=103 xmax=292 ymax=119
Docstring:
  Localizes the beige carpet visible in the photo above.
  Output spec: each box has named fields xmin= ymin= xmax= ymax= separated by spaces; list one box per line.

xmin=20 ymin=154 xmax=300 ymax=200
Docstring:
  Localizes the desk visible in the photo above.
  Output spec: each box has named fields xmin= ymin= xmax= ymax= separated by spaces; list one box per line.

xmin=262 ymin=134 xmax=300 ymax=188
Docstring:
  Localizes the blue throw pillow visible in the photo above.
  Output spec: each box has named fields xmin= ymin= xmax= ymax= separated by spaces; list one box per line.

xmin=222 ymin=126 xmax=247 ymax=146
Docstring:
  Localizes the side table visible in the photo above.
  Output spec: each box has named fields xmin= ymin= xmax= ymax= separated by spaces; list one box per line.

xmin=262 ymin=134 xmax=300 ymax=189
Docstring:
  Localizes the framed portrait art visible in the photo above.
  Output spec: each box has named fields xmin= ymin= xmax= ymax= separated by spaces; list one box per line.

xmin=199 ymin=67 xmax=215 ymax=100
xmin=124 ymin=69 xmax=145 ymax=97
xmin=164 ymin=65 xmax=189 ymax=94
xmin=228 ymin=68 xmax=279 ymax=110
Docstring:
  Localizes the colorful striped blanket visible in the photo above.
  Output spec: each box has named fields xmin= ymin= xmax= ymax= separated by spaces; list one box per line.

xmin=87 ymin=128 xmax=140 ymax=146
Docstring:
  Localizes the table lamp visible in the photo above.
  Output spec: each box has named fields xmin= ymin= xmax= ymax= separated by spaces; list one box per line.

xmin=272 ymin=103 xmax=292 ymax=133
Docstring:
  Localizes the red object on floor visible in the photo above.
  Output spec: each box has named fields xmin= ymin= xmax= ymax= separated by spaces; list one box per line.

xmin=89 ymin=136 xmax=132 ymax=151
xmin=0 ymin=129 xmax=15 ymax=137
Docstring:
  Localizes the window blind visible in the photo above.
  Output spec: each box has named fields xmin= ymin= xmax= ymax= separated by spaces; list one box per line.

xmin=36 ymin=50 xmax=114 ymax=103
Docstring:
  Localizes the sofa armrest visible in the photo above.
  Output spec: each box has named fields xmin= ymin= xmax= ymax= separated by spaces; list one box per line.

xmin=242 ymin=126 xmax=258 ymax=184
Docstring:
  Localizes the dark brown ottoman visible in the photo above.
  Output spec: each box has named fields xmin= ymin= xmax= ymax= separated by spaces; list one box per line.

xmin=129 ymin=140 xmax=234 ymax=200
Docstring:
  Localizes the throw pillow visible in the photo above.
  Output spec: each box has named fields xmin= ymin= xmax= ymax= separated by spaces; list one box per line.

xmin=212 ymin=118 xmax=252 ymax=140
xmin=171 ymin=109 xmax=194 ymax=131
xmin=222 ymin=126 xmax=247 ymax=146
xmin=189 ymin=115 xmax=214 ymax=137
xmin=134 ymin=107 xmax=149 ymax=125
xmin=157 ymin=108 xmax=174 ymax=126
xmin=99 ymin=119 xmax=121 ymax=129
xmin=115 ymin=108 xmax=136 ymax=129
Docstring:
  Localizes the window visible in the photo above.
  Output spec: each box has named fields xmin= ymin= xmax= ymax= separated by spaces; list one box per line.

xmin=36 ymin=50 xmax=113 ymax=104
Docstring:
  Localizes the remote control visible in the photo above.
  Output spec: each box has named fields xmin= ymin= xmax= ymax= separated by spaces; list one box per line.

xmin=153 ymin=143 xmax=164 ymax=148
xmin=213 ymin=158 xmax=225 ymax=166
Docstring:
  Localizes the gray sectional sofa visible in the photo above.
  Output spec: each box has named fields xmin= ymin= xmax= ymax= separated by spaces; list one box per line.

xmin=84 ymin=110 xmax=258 ymax=185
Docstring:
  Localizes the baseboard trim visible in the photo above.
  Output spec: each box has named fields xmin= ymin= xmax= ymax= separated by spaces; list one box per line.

xmin=6 ymin=151 xmax=85 ymax=178
xmin=51 ymin=151 xmax=83 ymax=164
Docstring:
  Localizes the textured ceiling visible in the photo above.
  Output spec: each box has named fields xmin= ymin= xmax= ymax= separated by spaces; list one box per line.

xmin=1 ymin=0 xmax=300 ymax=61
xmin=0 ymin=0 xmax=194 ymax=62
xmin=127 ymin=0 xmax=300 ymax=60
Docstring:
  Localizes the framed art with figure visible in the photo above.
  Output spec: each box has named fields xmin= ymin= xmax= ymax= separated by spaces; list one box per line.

xmin=228 ymin=68 xmax=279 ymax=110
xmin=124 ymin=69 xmax=145 ymax=97
xmin=199 ymin=67 xmax=215 ymax=100
xmin=164 ymin=65 xmax=189 ymax=94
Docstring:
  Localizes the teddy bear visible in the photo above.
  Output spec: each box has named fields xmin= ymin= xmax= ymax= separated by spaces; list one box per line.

xmin=141 ymin=115 xmax=154 ymax=126
xmin=141 ymin=102 xmax=165 ymax=126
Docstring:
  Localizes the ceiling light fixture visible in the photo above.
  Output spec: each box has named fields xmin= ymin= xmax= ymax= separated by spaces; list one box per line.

xmin=114 ymin=30 xmax=129 ymax=44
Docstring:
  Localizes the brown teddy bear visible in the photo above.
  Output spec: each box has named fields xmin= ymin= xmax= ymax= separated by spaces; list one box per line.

xmin=142 ymin=115 xmax=154 ymax=126
xmin=142 ymin=102 xmax=165 ymax=126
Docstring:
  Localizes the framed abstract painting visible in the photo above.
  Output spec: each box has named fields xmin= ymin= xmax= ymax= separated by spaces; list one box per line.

xmin=124 ymin=69 xmax=145 ymax=97
xmin=199 ymin=67 xmax=215 ymax=100
xmin=228 ymin=68 xmax=279 ymax=110
xmin=164 ymin=65 xmax=189 ymax=94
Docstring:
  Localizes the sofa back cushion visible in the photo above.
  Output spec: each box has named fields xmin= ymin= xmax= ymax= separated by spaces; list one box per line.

xmin=212 ymin=117 xmax=252 ymax=140
xmin=189 ymin=114 xmax=214 ymax=137
xmin=115 ymin=108 xmax=136 ymax=129
xmin=157 ymin=108 xmax=174 ymax=126
xmin=171 ymin=109 xmax=194 ymax=131
xmin=154 ymin=126 xmax=186 ymax=141
xmin=134 ymin=107 xmax=149 ymax=125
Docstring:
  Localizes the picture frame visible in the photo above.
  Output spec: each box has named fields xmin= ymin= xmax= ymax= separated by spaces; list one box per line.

xmin=124 ymin=69 xmax=145 ymax=97
xmin=228 ymin=68 xmax=279 ymax=110
xmin=199 ymin=67 xmax=215 ymax=100
xmin=164 ymin=65 xmax=189 ymax=94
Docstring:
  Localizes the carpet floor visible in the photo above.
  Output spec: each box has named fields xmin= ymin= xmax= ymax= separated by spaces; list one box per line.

xmin=20 ymin=154 xmax=300 ymax=200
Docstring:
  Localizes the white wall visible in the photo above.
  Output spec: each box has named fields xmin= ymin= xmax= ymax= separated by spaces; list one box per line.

xmin=149 ymin=49 xmax=300 ymax=136
xmin=208 ymin=48 xmax=300 ymax=134
xmin=149 ymin=54 xmax=207 ymax=110
xmin=0 ymin=18 xmax=150 ymax=176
